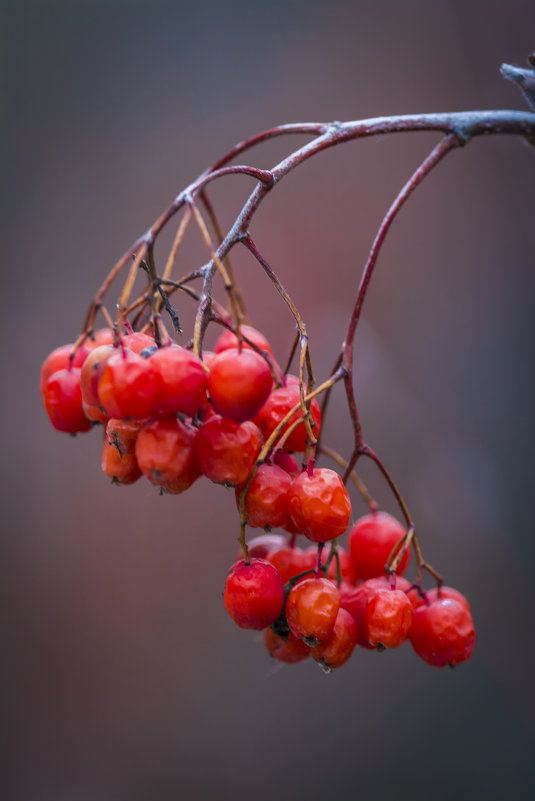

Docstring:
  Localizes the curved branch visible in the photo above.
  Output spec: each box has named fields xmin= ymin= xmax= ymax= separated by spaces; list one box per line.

xmin=80 ymin=107 xmax=535 ymax=348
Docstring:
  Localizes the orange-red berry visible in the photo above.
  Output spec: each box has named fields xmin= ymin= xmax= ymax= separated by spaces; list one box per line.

xmin=244 ymin=534 xmax=288 ymax=560
xmin=264 ymin=628 xmax=311 ymax=664
xmin=409 ymin=598 xmax=476 ymax=667
xmin=101 ymin=438 xmax=142 ymax=485
xmin=195 ymin=416 xmax=263 ymax=485
xmin=365 ymin=589 xmax=413 ymax=648
xmin=407 ymin=585 xmax=471 ymax=613
xmin=135 ymin=417 xmax=197 ymax=489
xmin=253 ymin=384 xmax=321 ymax=452
xmin=98 ymin=349 xmax=157 ymax=419
xmin=80 ymin=344 xmax=115 ymax=407
xmin=40 ymin=344 xmax=90 ymax=393
xmin=42 ymin=368 xmax=92 ymax=434
xmin=237 ymin=463 xmax=292 ymax=529
xmin=208 ymin=348 xmax=272 ymax=422
xmin=311 ymin=607 xmax=358 ymax=670
xmin=266 ymin=545 xmax=310 ymax=584
xmin=150 ymin=345 xmax=208 ymax=416
xmin=285 ymin=577 xmax=341 ymax=644
xmin=287 ymin=468 xmax=351 ymax=542
xmin=224 ymin=558 xmax=285 ymax=630
xmin=342 ymin=576 xmax=412 ymax=649
xmin=214 ymin=325 xmax=273 ymax=357
xmin=348 ymin=512 xmax=410 ymax=581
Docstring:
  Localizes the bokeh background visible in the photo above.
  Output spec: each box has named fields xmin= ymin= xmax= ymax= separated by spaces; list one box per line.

xmin=3 ymin=1 xmax=535 ymax=799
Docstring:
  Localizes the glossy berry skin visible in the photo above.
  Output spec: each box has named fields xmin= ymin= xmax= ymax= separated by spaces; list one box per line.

xmin=365 ymin=589 xmax=413 ymax=648
xmin=214 ymin=325 xmax=274 ymax=357
xmin=408 ymin=585 xmax=471 ymax=613
xmin=273 ymin=450 xmax=300 ymax=476
xmin=253 ymin=384 xmax=321 ymax=452
xmin=123 ymin=332 xmax=157 ymax=353
xmin=88 ymin=328 xmax=114 ymax=348
xmin=348 ymin=512 xmax=410 ymax=581
xmin=288 ymin=469 xmax=351 ymax=543
xmin=266 ymin=545 xmax=310 ymax=584
xmin=135 ymin=417 xmax=197 ymax=489
xmin=40 ymin=344 xmax=90 ymax=393
xmin=82 ymin=401 xmax=109 ymax=424
xmin=101 ymin=438 xmax=142 ymax=485
xmin=342 ymin=576 xmax=412 ymax=649
xmin=80 ymin=344 xmax=114 ymax=407
xmin=237 ymin=463 xmax=292 ymax=529
xmin=311 ymin=607 xmax=358 ymax=670
xmin=159 ymin=455 xmax=202 ymax=494
xmin=106 ymin=418 xmax=144 ymax=454
xmin=207 ymin=348 xmax=272 ymax=422
xmin=264 ymin=628 xmax=311 ymax=664
xmin=223 ymin=558 xmax=285 ymax=630
xmin=149 ymin=345 xmax=208 ymax=416
xmin=243 ymin=534 xmax=288 ymax=560
xmin=285 ymin=577 xmax=341 ymax=645
xmin=42 ymin=368 xmax=92 ymax=433
xmin=331 ymin=580 xmax=357 ymax=604
xmin=98 ymin=350 xmax=157 ymax=419
xmin=410 ymin=598 xmax=476 ymax=667
xmin=195 ymin=416 xmax=263 ymax=485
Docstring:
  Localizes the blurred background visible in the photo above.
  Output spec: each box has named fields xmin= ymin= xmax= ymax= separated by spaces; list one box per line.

xmin=2 ymin=1 xmax=535 ymax=799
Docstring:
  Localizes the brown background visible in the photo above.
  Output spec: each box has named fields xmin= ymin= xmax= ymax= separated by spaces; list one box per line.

xmin=2 ymin=1 xmax=535 ymax=799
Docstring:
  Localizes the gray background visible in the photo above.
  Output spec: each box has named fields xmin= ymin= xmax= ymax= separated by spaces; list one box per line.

xmin=2 ymin=1 xmax=535 ymax=799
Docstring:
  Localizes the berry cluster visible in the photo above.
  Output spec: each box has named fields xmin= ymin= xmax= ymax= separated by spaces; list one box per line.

xmin=224 ymin=514 xmax=475 ymax=673
xmin=39 ymin=73 xmax=535 ymax=677
xmin=41 ymin=322 xmax=475 ymax=674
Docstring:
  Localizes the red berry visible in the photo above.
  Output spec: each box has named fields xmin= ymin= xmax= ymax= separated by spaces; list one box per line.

xmin=273 ymin=450 xmax=301 ymax=476
xmin=223 ymin=558 xmax=285 ymax=630
xmin=253 ymin=384 xmax=321 ymax=452
xmin=42 ymin=368 xmax=92 ymax=434
xmin=214 ymin=325 xmax=273 ymax=357
xmin=40 ymin=344 xmax=90 ymax=393
xmin=311 ymin=607 xmax=358 ymax=670
xmin=407 ymin=585 xmax=471 ymax=613
xmin=149 ymin=345 xmax=208 ymax=416
xmin=80 ymin=344 xmax=114 ymax=407
xmin=287 ymin=468 xmax=351 ymax=543
xmin=244 ymin=533 xmax=288 ymax=560
xmin=101 ymin=438 xmax=142 ymax=485
xmin=82 ymin=401 xmax=109 ymax=424
xmin=266 ymin=545 xmax=310 ymax=584
xmin=135 ymin=417 xmax=197 ymax=489
xmin=331 ymin=580 xmax=357 ymax=604
xmin=195 ymin=416 xmax=263 ymax=485
xmin=365 ymin=589 xmax=413 ymax=648
xmin=342 ymin=576 xmax=412 ymax=649
xmin=123 ymin=332 xmax=157 ymax=353
xmin=285 ymin=577 xmax=341 ymax=644
xmin=106 ymin=417 xmax=144 ymax=454
xmin=87 ymin=328 xmax=114 ymax=348
xmin=264 ymin=628 xmax=311 ymax=664
xmin=237 ymin=463 xmax=292 ymax=528
xmin=409 ymin=598 xmax=476 ymax=667
xmin=98 ymin=349 xmax=157 ymax=419
xmin=159 ymin=455 xmax=202 ymax=494
xmin=208 ymin=348 xmax=272 ymax=422
xmin=348 ymin=512 xmax=410 ymax=581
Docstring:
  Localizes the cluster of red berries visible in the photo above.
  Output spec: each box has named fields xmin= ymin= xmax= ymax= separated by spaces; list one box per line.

xmin=40 ymin=323 xmax=475 ymax=674
xmin=224 ymin=513 xmax=475 ymax=672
